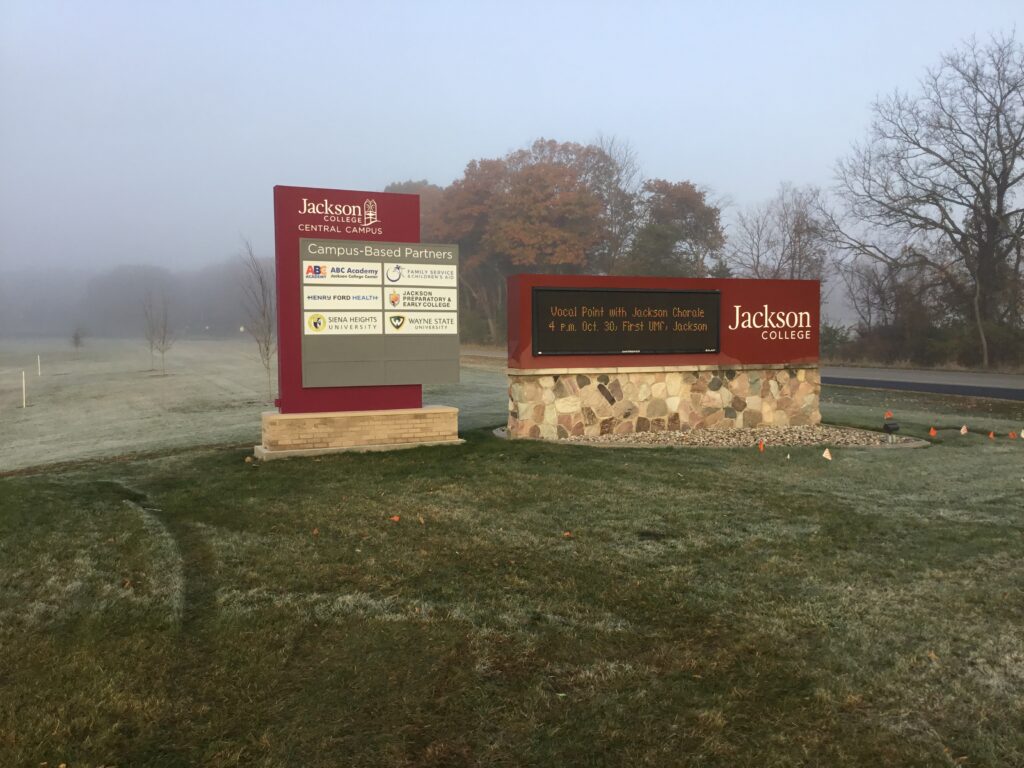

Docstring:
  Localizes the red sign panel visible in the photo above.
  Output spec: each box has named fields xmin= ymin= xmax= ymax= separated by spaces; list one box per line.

xmin=508 ymin=273 xmax=819 ymax=369
xmin=274 ymin=185 xmax=421 ymax=413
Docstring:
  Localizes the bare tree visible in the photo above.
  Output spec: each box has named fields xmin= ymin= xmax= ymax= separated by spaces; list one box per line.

xmin=728 ymin=184 xmax=834 ymax=282
xmin=240 ymin=238 xmax=276 ymax=402
xmin=143 ymin=292 xmax=158 ymax=370
xmin=591 ymin=134 xmax=645 ymax=274
xmin=71 ymin=326 xmax=85 ymax=351
xmin=838 ymin=253 xmax=945 ymax=331
xmin=828 ymin=34 xmax=1024 ymax=367
xmin=146 ymin=291 xmax=175 ymax=375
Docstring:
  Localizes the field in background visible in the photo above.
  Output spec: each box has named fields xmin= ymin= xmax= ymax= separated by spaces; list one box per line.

xmin=0 ymin=338 xmax=507 ymax=472
xmin=4 ymin=338 xmax=1024 ymax=474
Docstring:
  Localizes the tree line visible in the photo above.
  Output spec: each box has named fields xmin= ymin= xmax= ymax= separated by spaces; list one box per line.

xmin=388 ymin=34 xmax=1024 ymax=368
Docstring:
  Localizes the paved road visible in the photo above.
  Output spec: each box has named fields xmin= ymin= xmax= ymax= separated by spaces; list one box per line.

xmin=462 ymin=349 xmax=1023 ymax=400
xmin=822 ymin=366 xmax=1024 ymax=401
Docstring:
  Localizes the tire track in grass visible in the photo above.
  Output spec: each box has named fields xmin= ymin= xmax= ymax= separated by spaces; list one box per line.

xmin=142 ymin=510 xmax=219 ymax=633
xmin=103 ymin=483 xmax=234 ymax=762
xmin=123 ymin=500 xmax=185 ymax=628
xmin=111 ymin=481 xmax=219 ymax=632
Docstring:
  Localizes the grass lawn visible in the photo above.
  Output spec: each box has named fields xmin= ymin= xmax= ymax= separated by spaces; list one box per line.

xmin=1 ymin=387 xmax=1023 ymax=767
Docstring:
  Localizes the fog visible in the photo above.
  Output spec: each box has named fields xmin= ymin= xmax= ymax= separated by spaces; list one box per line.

xmin=4 ymin=3 xmax=1022 ymax=267
xmin=0 ymin=259 xmax=266 ymax=339
xmin=1 ymin=1 xmax=1021 ymax=338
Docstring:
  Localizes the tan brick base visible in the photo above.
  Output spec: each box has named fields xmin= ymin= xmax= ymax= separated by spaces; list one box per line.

xmin=255 ymin=406 xmax=462 ymax=460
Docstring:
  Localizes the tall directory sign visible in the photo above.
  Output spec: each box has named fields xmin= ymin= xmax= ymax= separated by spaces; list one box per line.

xmin=273 ymin=186 xmax=459 ymax=414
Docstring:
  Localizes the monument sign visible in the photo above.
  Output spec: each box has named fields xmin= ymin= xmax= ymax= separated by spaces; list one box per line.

xmin=507 ymin=273 xmax=820 ymax=439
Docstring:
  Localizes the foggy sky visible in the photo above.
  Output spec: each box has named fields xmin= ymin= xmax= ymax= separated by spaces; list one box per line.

xmin=1 ymin=0 xmax=1022 ymax=273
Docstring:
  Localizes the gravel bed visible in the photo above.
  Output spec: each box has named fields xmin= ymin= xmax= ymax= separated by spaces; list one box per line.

xmin=561 ymin=424 xmax=922 ymax=448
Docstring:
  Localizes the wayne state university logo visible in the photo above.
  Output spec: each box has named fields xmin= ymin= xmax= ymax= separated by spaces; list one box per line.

xmin=298 ymin=198 xmax=380 ymax=227
xmin=389 ymin=315 xmax=405 ymax=330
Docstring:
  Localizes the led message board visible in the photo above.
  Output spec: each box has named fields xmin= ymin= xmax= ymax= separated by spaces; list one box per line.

xmin=508 ymin=273 xmax=819 ymax=369
xmin=532 ymin=288 xmax=719 ymax=356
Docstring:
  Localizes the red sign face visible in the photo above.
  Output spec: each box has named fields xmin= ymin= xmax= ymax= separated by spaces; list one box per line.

xmin=508 ymin=274 xmax=819 ymax=369
xmin=274 ymin=185 xmax=421 ymax=413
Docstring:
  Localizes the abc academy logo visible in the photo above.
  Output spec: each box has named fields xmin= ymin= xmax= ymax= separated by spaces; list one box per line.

xmin=307 ymin=313 xmax=327 ymax=333
xmin=305 ymin=264 xmax=328 ymax=279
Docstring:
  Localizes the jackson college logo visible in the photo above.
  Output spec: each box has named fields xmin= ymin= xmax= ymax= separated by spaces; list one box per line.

xmin=727 ymin=304 xmax=812 ymax=340
xmin=297 ymin=198 xmax=382 ymax=234
xmin=362 ymin=199 xmax=379 ymax=226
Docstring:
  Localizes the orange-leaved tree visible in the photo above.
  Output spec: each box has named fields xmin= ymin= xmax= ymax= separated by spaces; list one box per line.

xmin=431 ymin=141 xmax=611 ymax=343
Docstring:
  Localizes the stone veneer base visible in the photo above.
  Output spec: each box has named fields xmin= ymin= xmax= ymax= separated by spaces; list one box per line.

xmin=256 ymin=406 xmax=462 ymax=460
xmin=507 ymin=364 xmax=820 ymax=440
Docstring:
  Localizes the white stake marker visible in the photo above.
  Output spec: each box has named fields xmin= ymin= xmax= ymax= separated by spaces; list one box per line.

xmin=22 ymin=370 xmax=26 ymax=408
xmin=37 ymin=354 xmax=41 ymax=376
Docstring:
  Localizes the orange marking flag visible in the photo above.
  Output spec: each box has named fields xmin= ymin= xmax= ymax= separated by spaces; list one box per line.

xmin=928 ymin=427 xmax=938 ymax=437
xmin=960 ymin=425 xmax=969 ymax=435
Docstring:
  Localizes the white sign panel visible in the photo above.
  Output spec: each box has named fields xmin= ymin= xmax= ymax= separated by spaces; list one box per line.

xmin=302 ymin=261 xmax=382 ymax=285
xmin=384 ymin=312 xmax=459 ymax=335
xmin=383 ymin=263 xmax=458 ymax=288
xmin=383 ymin=287 xmax=458 ymax=311
xmin=304 ymin=311 xmax=382 ymax=335
xmin=303 ymin=286 xmax=382 ymax=311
